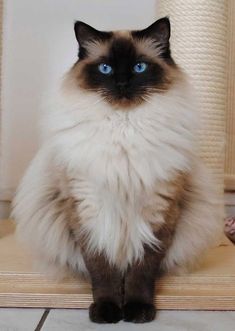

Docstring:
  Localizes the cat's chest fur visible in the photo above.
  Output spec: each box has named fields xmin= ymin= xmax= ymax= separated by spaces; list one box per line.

xmin=51 ymin=92 xmax=194 ymax=267
xmin=57 ymin=107 xmax=190 ymax=196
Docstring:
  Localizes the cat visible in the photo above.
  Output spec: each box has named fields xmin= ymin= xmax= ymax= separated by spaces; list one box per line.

xmin=12 ymin=17 xmax=223 ymax=323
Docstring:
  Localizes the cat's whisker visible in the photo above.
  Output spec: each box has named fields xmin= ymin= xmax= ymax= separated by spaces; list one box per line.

xmin=145 ymin=86 xmax=168 ymax=91
xmin=92 ymin=96 xmax=107 ymax=105
xmin=67 ymin=96 xmax=106 ymax=113
xmin=141 ymin=96 xmax=156 ymax=107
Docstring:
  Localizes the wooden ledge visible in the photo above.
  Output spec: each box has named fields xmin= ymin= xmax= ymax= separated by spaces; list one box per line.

xmin=0 ymin=220 xmax=235 ymax=310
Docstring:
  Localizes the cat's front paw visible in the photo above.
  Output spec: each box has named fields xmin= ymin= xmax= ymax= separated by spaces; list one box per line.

xmin=89 ymin=301 xmax=122 ymax=323
xmin=123 ymin=301 xmax=156 ymax=323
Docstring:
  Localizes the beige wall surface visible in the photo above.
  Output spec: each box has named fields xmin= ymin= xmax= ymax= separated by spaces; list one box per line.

xmin=0 ymin=0 xmax=157 ymax=217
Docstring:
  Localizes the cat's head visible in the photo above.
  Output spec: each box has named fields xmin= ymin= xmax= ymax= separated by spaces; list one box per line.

xmin=69 ymin=17 xmax=181 ymax=109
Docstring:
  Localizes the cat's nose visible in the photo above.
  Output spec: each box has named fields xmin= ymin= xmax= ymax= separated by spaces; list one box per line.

xmin=116 ymin=81 xmax=128 ymax=90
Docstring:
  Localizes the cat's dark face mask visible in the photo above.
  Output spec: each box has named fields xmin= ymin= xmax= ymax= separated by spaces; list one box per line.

xmin=72 ymin=18 xmax=178 ymax=109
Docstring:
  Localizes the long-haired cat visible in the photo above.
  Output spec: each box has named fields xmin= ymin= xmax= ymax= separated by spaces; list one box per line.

xmin=12 ymin=17 xmax=223 ymax=323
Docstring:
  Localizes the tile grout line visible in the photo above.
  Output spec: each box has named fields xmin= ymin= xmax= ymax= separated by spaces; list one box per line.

xmin=34 ymin=309 xmax=50 ymax=331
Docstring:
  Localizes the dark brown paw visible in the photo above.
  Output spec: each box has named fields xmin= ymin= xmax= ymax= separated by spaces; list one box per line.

xmin=123 ymin=301 xmax=156 ymax=323
xmin=89 ymin=301 xmax=122 ymax=323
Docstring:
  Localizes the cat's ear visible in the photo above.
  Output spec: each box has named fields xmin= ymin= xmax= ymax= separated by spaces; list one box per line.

xmin=133 ymin=17 xmax=172 ymax=61
xmin=74 ymin=21 xmax=112 ymax=59
xmin=142 ymin=17 xmax=171 ymax=44
xmin=74 ymin=21 xmax=104 ymax=45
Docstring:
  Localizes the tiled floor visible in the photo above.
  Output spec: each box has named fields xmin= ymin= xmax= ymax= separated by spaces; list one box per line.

xmin=0 ymin=308 xmax=44 ymax=331
xmin=0 ymin=309 xmax=235 ymax=331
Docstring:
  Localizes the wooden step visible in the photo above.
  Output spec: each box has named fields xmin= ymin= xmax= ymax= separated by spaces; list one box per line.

xmin=0 ymin=219 xmax=235 ymax=310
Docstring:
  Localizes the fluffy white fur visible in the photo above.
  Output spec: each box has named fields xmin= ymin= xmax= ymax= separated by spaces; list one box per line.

xmin=12 ymin=77 xmax=223 ymax=275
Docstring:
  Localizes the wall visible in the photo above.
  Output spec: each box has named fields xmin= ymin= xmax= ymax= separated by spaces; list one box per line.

xmin=0 ymin=0 xmax=157 ymax=217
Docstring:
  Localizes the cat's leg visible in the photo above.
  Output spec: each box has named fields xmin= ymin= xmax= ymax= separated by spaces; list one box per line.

xmin=83 ymin=253 xmax=123 ymax=323
xmin=123 ymin=245 xmax=161 ymax=323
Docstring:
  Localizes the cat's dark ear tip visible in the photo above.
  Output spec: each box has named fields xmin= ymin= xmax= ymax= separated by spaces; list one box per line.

xmin=74 ymin=20 xmax=86 ymax=29
xmin=74 ymin=21 xmax=94 ymax=43
xmin=159 ymin=16 xmax=170 ymax=23
xmin=154 ymin=16 xmax=171 ymax=39
xmin=74 ymin=20 xmax=87 ymax=34
xmin=156 ymin=16 xmax=171 ymax=30
xmin=74 ymin=21 xmax=83 ymax=39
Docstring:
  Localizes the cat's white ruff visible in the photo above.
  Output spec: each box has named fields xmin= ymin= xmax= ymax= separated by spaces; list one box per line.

xmin=12 ymin=80 xmax=223 ymax=275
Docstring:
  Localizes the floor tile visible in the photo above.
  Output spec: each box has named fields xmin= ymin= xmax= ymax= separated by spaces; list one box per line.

xmin=0 ymin=308 xmax=45 ymax=331
xmin=42 ymin=309 xmax=235 ymax=331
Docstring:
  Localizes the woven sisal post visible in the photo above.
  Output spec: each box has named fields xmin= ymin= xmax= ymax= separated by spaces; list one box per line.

xmin=0 ymin=0 xmax=3 ymax=149
xmin=157 ymin=0 xmax=228 ymax=195
xmin=225 ymin=0 xmax=235 ymax=191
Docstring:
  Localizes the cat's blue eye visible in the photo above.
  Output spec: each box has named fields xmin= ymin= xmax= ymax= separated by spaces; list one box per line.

xmin=98 ymin=63 xmax=113 ymax=75
xmin=133 ymin=62 xmax=148 ymax=73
